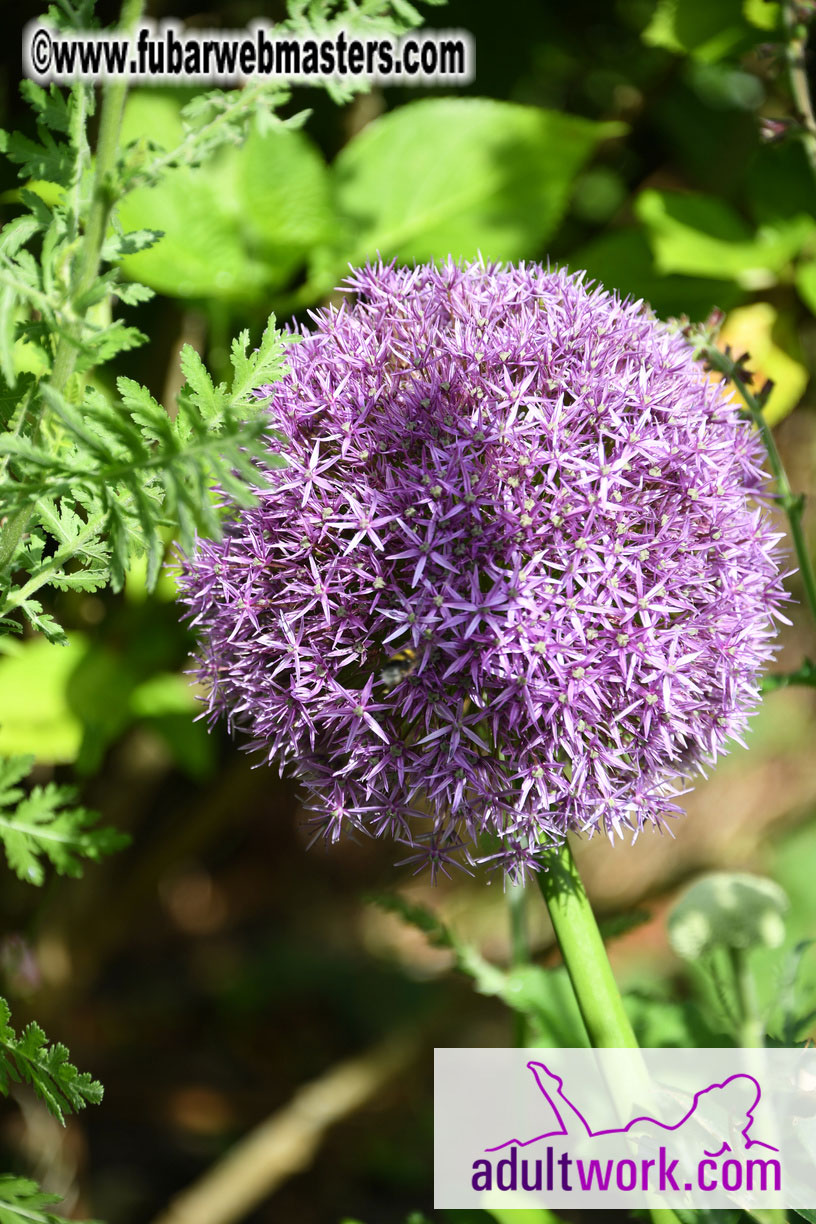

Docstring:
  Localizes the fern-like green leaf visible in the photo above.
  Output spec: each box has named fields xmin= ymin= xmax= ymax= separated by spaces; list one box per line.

xmin=0 ymin=997 xmax=103 ymax=1123
xmin=0 ymin=756 xmax=129 ymax=886
xmin=0 ymin=1174 xmax=99 ymax=1224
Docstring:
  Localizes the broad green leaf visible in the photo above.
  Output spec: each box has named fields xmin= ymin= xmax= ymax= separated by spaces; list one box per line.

xmin=743 ymin=0 xmax=780 ymax=30
xmin=636 ymin=189 xmax=814 ymax=287
xmin=0 ymin=636 xmax=86 ymax=762
xmin=570 ymin=228 xmax=744 ymax=320
xmin=117 ymin=157 xmax=269 ymax=302
xmin=129 ymin=671 xmax=198 ymax=718
xmin=747 ymin=141 xmax=816 ymax=231
xmin=332 ymin=98 xmax=625 ymax=266
xmin=642 ymin=0 xmax=758 ymax=61
xmin=668 ymin=872 xmax=789 ymax=960
xmin=118 ymin=95 xmax=336 ymax=301
xmin=795 ymin=261 xmax=816 ymax=318
xmin=624 ymin=990 xmax=732 ymax=1048
xmin=238 ymin=123 xmax=338 ymax=262
xmin=119 ymin=88 xmax=185 ymax=152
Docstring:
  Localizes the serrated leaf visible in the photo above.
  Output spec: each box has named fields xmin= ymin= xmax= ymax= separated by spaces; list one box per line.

xmin=229 ymin=317 xmax=287 ymax=400
xmin=113 ymin=279 xmax=154 ymax=305
xmin=0 ymin=1172 xmax=100 ymax=1224
xmin=0 ymin=995 xmax=103 ymax=1122
xmin=0 ymin=755 xmax=128 ymax=885
xmin=0 ymin=315 xmax=284 ymax=628
xmin=0 ymin=127 xmax=74 ymax=186
xmin=20 ymin=81 xmax=71 ymax=134
xmin=178 ymin=346 xmax=220 ymax=421
xmin=102 ymin=228 xmax=162 ymax=259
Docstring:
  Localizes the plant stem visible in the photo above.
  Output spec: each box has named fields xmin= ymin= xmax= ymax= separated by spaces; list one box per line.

xmin=702 ymin=343 xmax=816 ymax=625
xmin=536 ymin=838 xmax=638 ymax=1049
xmin=507 ymin=881 xmax=529 ymax=1046
xmin=727 ymin=953 xmax=789 ymax=1224
xmin=784 ymin=0 xmax=816 ymax=180
xmin=0 ymin=0 xmax=145 ymax=572
xmin=729 ymin=947 xmax=765 ymax=1049
xmin=537 ymin=841 xmax=681 ymax=1224
xmin=51 ymin=0 xmax=145 ymax=395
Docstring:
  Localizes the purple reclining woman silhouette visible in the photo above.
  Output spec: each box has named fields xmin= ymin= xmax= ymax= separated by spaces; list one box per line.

xmin=487 ymin=1061 xmax=779 ymax=1159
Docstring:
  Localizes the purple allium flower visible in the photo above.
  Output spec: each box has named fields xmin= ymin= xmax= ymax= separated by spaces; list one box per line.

xmin=178 ymin=260 xmax=787 ymax=881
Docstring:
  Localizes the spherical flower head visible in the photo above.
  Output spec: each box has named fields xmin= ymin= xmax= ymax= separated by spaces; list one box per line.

xmin=178 ymin=259 xmax=787 ymax=882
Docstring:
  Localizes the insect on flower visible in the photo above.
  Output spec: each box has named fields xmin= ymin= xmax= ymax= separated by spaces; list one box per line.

xmin=379 ymin=646 xmax=419 ymax=690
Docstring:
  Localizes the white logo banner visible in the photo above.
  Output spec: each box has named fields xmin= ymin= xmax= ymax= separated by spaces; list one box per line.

xmin=434 ymin=1047 xmax=816 ymax=1210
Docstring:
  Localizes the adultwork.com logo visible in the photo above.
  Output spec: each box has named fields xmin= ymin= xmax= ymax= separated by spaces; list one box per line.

xmin=473 ymin=1060 xmax=781 ymax=1197
xmin=433 ymin=1048 xmax=816 ymax=1211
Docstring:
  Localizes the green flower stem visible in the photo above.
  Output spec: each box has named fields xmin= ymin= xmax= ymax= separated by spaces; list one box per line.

xmin=784 ymin=0 xmax=816 ymax=181
xmin=51 ymin=0 xmax=145 ymax=394
xmin=702 ymin=343 xmax=816 ymax=626
xmin=729 ymin=947 xmax=765 ymax=1050
xmin=537 ymin=840 xmax=681 ymax=1224
xmin=507 ymin=881 xmax=529 ymax=1046
xmin=727 ymin=952 xmax=788 ymax=1224
xmin=536 ymin=838 xmax=638 ymax=1049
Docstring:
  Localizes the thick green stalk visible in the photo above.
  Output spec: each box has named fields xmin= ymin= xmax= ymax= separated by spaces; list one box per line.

xmin=729 ymin=947 xmax=765 ymax=1050
xmin=537 ymin=841 xmax=681 ymax=1224
xmin=536 ymin=838 xmax=638 ymax=1049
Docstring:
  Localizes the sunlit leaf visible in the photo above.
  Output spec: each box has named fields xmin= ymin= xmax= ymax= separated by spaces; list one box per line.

xmin=332 ymin=98 xmax=625 ymax=266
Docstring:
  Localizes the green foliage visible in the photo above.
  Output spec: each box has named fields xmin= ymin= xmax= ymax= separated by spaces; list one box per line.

xmin=642 ymin=0 xmax=775 ymax=61
xmin=0 ymin=997 xmax=102 ymax=1123
xmin=0 ymin=320 xmax=286 ymax=634
xmin=116 ymin=96 xmax=623 ymax=306
xmin=0 ymin=756 xmax=127 ymax=885
xmin=668 ymin=872 xmax=789 ymax=960
xmin=486 ymin=1210 xmax=565 ymax=1224
xmin=769 ymin=940 xmax=816 ymax=1045
xmin=634 ymin=189 xmax=813 ymax=287
xmin=0 ymin=1175 xmax=98 ymax=1224
xmin=330 ymin=99 xmax=624 ymax=267
xmin=371 ymin=892 xmax=587 ymax=1046
xmin=119 ymin=107 xmax=336 ymax=300
xmin=672 ymin=1210 xmax=742 ymax=1224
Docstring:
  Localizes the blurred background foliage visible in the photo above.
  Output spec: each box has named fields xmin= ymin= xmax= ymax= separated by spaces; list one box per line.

xmin=3 ymin=0 xmax=816 ymax=1220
